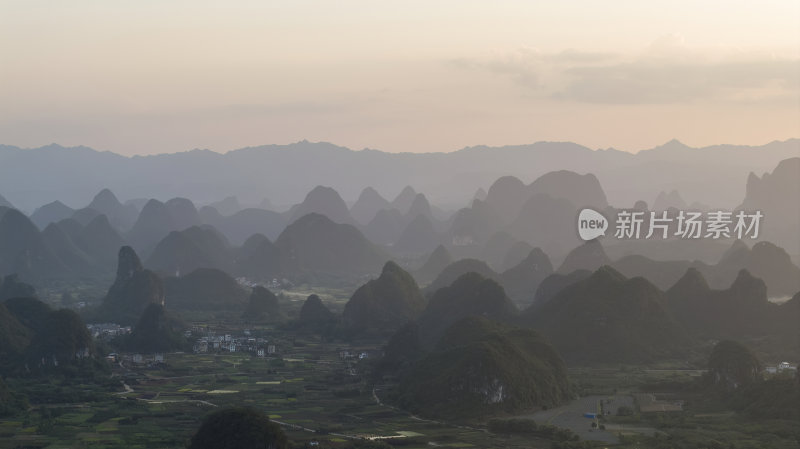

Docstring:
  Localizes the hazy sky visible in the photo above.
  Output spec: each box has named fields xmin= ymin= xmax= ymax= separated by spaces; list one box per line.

xmin=1 ymin=1 xmax=798 ymax=155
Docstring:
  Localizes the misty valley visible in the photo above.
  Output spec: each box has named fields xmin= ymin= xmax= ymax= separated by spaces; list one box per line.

xmin=0 ymin=143 xmax=797 ymax=449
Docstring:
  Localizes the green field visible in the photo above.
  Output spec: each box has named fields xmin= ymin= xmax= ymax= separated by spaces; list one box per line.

xmin=2 ymin=315 xmax=797 ymax=449
xmin=0 ymin=329 xmax=562 ymax=449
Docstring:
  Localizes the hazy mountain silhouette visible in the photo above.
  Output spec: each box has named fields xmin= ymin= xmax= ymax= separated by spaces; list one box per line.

xmin=210 ymin=208 xmax=286 ymax=245
xmin=79 ymin=215 xmax=127 ymax=266
xmin=557 ymin=239 xmax=610 ymax=274
xmin=350 ymin=187 xmax=391 ymax=225
xmin=531 ymin=269 xmax=592 ymax=309
xmin=413 ymin=244 xmax=453 ymax=285
xmin=611 ymin=255 xmax=693 ymax=292
xmin=499 ymin=248 xmax=553 ymax=306
xmin=274 ymin=213 xmax=386 ymax=276
xmin=84 ymin=189 xmax=138 ymax=231
xmin=54 ymin=215 xmax=125 ymax=271
xmin=146 ymin=226 xmax=232 ymax=275
xmin=712 ymin=241 xmax=800 ymax=296
xmin=391 ymin=186 xmax=417 ymax=214
xmin=125 ymin=198 xmax=149 ymax=213
xmin=738 ymin=157 xmax=800 ymax=259
xmin=258 ymin=198 xmax=275 ymax=211
xmin=393 ymin=214 xmax=441 ymax=255
xmin=611 ymin=240 xmax=800 ymax=297
xmin=508 ymin=193 xmax=579 ymax=260
xmin=126 ymin=199 xmax=179 ymax=257
xmin=40 ymin=222 xmax=94 ymax=275
xmin=198 ymin=205 xmax=224 ymax=228
xmin=447 ymin=199 xmax=504 ymax=247
xmin=207 ymin=196 xmax=242 ymax=216
xmin=424 ymin=258 xmax=501 ymax=297
xmin=30 ymin=201 xmax=75 ymax=229
xmin=0 ymin=194 xmax=14 ymax=210
xmin=484 ymin=176 xmax=529 ymax=224
xmin=652 ymin=190 xmax=687 ymax=211
xmin=405 ymin=193 xmax=434 ymax=223
xmin=0 ymin=208 xmax=65 ymax=279
xmin=363 ymin=208 xmax=406 ymax=245
xmin=233 ymin=234 xmax=282 ymax=280
xmin=126 ymin=198 xmax=201 ymax=257
xmin=418 ymin=272 xmax=518 ymax=347
xmin=1 ymin=140 xmax=796 ymax=213
xmin=1 ymin=207 xmax=122 ymax=280
xmin=528 ymin=170 xmax=607 ymax=210
xmin=501 ymin=241 xmax=535 ymax=271
xmin=71 ymin=207 xmax=105 ymax=226
xmin=164 ymin=197 xmax=201 ymax=230
xmin=288 ymin=186 xmax=353 ymax=225
xmin=479 ymin=231 xmax=521 ymax=271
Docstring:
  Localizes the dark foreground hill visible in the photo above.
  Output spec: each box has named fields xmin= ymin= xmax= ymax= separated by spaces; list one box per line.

xmin=164 ymin=268 xmax=248 ymax=312
xmin=242 ymin=286 xmax=283 ymax=323
xmin=396 ymin=316 xmax=571 ymax=419
xmin=97 ymin=246 xmax=165 ymax=325
xmin=342 ymin=261 xmax=425 ymax=335
xmin=1 ymin=297 xmax=95 ymax=375
xmin=524 ymin=266 xmax=689 ymax=364
xmin=664 ymin=268 xmax=788 ymax=340
xmin=298 ymin=294 xmax=335 ymax=326
xmin=418 ymin=272 xmax=518 ymax=346
xmin=126 ymin=303 xmax=187 ymax=353
xmin=707 ymin=340 xmax=762 ymax=391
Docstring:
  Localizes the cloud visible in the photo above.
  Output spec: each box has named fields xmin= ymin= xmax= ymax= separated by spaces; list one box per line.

xmin=557 ymin=52 xmax=799 ymax=104
xmin=450 ymin=49 xmax=541 ymax=88
xmin=448 ymin=37 xmax=800 ymax=105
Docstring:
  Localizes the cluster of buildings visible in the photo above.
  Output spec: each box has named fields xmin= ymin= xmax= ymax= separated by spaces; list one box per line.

xmin=192 ymin=330 xmax=277 ymax=357
xmin=339 ymin=349 xmax=372 ymax=361
xmin=87 ymin=323 xmax=131 ymax=339
xmin=107 ymin=352 xmax=165 ymax=367
xmin=235 ymin=277 xmax=293 ymax=290
xmin=765 ymin=361 xmax=797 ymax=374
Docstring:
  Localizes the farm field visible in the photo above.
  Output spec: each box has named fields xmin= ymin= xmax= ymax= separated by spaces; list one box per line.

xmin=0 ymin=331 xmax=559 ymax=449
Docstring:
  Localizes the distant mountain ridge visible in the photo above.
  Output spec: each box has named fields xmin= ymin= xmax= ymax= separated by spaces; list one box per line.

xmin=1 ymin=139 xmax=796 ymax=212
